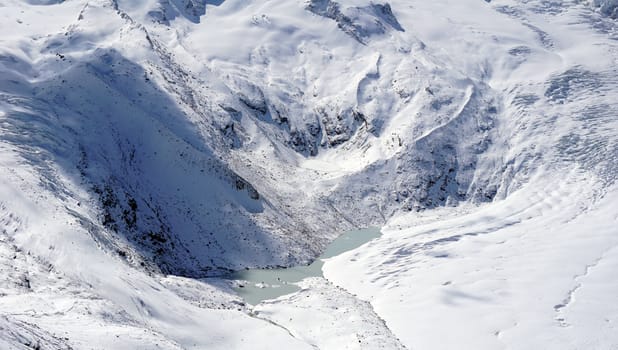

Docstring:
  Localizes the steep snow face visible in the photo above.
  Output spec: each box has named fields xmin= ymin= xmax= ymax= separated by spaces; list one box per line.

xmin=0 ymin=0 xmax=352 ymax=279
xmin=168 ymin=0 xmax=514 ymax=218
xmin=1 ymin=0 xmax=618 ymax=348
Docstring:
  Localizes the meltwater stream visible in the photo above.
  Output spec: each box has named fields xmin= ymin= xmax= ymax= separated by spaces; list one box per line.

xmin=227 ymin=227 xmax=381 ymax=305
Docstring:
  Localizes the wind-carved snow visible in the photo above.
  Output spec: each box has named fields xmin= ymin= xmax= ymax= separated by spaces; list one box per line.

xmin=1 ymin=0 xmax=618 ymax=348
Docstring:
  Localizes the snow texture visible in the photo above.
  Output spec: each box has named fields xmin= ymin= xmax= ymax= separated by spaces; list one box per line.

xmin=1 ymin=0 xmax=617 ymax=348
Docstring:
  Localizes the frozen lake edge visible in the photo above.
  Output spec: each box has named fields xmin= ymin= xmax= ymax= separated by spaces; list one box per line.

xmin=225 ymin=227 xmax=382 ymax=305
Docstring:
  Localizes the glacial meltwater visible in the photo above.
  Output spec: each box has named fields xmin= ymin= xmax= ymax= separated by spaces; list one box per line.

xmin=227 ymin=227 xmax=381 ymax=305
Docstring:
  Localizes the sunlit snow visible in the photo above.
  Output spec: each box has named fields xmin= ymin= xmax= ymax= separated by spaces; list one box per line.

xmin=1 ymin=0 xmax=617 ymax=348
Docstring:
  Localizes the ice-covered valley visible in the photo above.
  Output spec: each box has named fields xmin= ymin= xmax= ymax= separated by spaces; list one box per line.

xmin=1 ymin=0 xmax=617 ymax=348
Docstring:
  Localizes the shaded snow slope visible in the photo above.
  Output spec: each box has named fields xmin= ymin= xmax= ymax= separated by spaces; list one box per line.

xmin=1 ymin=0 xmax=617 ymax=348
xmin=1 ymin=0 xmax=351 ymax=278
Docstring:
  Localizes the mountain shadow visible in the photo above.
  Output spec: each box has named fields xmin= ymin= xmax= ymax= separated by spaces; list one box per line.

xmin=0 ymin=48 xmax=304 ymax=277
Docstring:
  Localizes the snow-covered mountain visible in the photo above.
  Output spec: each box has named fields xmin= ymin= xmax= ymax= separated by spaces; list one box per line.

xmin=1 ymin=0 xmax=617 ymax=348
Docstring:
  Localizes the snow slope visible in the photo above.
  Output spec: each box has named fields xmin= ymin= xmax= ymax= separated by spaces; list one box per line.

xmin=323 ymin=0 xmax=618 ymax=348
xmin=1 ymin=0 xmax=617 ymax=348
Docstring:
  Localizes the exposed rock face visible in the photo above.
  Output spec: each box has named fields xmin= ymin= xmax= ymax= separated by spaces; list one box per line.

xmin=594 ymin=0 xmax=618 ymax=18
xmin=305 ymin=1 xmax=404 ymax=44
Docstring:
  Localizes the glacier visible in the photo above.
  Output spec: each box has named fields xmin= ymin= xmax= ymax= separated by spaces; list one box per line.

xmin=0 ymin=0 xmax=617 ymax=348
